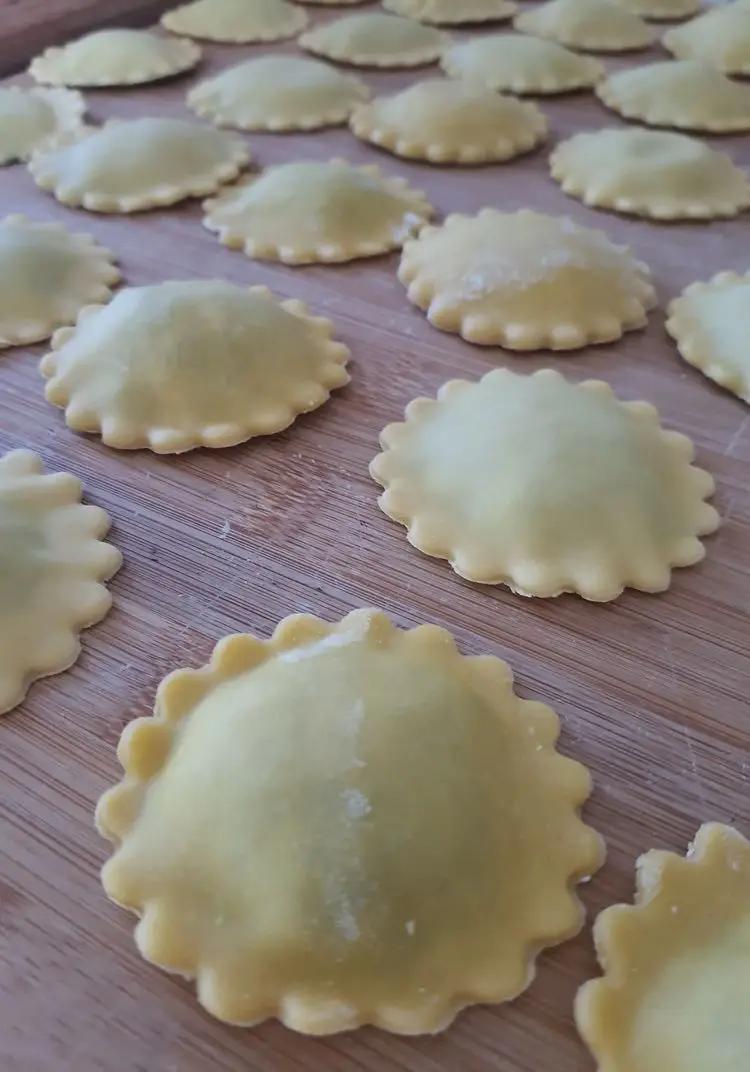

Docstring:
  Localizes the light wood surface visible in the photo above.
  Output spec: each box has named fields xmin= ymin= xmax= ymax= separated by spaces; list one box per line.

xmin=1 ymin=4 xmax=748 ymax=1071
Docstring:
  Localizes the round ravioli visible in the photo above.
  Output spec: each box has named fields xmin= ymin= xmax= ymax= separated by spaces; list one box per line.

xmin=667 ymin=271 xmax=750 ymax=404
xmin=613 ymin=0 xmax=699 ymax=20
xmin=398 ymin=208 xmax=655 ymax=350
xmin=299 ymin=12 xmax=448 ymax=67
xmin=550 ymin=127 xmax=750 ymax=220
xmin=29 ymin=117 xmax=249 ymax=213
xmin=188 ymin=56 xmax=369 ymax=131
xmin=96 ymin=607 xmax=603 ymax=1033
xmin=204 ymin=159 xmax=432 ymax=264
xmin=350 ymin=78 xmax=547 ymax=163
xmin=514 ymin=0 xmax=655 ymax=52
xmin=0 ymin=86 xmax=84 ymax=165
xmin=370 ymin=368 xmax=718 ymax=600
xmin=29 ymin=28 xmax=200 ymax=88
xmin=0 ymin=215 xmax=119 ymax=349
xmin=0 ymin=449 xmax=121 ymax=715
xmin=663 ymin=7 xmax=750 ymax=74
xmin=441 ymin=33 xmax=604 ymax=94
xmin=161 ymin=0 xmax=308 ymax=43
xmin=383 ymin=0 xmax=518 ymax=23
xmin=577 ymin=824 xmax=750 ymax=1072
xmin=597 ymin=60 xmax=750 ymax=133
xmin=40 ymin=281 xmax=350 ymax=454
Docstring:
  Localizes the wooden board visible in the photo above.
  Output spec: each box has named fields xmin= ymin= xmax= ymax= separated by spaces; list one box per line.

xmin=1 ymin=5 xmax=748 ymax=1070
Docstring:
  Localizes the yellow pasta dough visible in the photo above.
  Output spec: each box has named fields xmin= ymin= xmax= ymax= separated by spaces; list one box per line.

xmin=29 ymin=117 xmax=249 ymax=213
xmin=299 ymin=12 xmax=448 ymax=67
xmin=0 ymin=449 xmax=121 ymax=715
xmin=161 ymin=0 xmax=308 ymax=43
xmin=0 ymin=86 xmax=84 ymax=165
xmin=441 ymin=33 xmax=604 ymax=94
xmin=550 ymin=127 xmax=750 ymax=219
xmin=188 ymin=56 xmax=369 ymax=131
xmin=597 ymin=60 xmax=750 ymax=133
xmin=40 ymin=281 xmax=350 ymax=454
xmin=398 ymin=208 xmax=655 ymax=349
xmin=350 ymin=78 xmax=546 ymax=163
xmin=0 ymin=215 xmax=119 ymax=349
xmin=576 ymin=823 xmax=750 ymax=1072
xmin=204 ymin=159 xmax=432 ymax=264
xmin=96 ymin=607 xmax=603 ymax=1033
xmin=370 ymin=368 xmax=718 ymax=600
xmin=663 ymin=6 xmax=750 ymax=74
xmin=514 ymin=0 xmax=654 ymax=51
xmin=613 ymin=0 xmax=698 ymax=20
xmin=29 ymin=29 xmax=200 ymax=88
xmin=383 ymin=0 xmax=517 ymax=23
xmin=667 ymin=271 xmax=750 ymax=404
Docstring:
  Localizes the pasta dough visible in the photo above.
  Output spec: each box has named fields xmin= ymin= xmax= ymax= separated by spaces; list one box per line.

xmin=370 ymin=368 xmax=718 ymax=600
xmin=29 ymin=117 xmax=249 ymax=213
xmin=550 ymin=127 xmax=750 ymax=219
xmin=667 ymin=271 xmax=750 ymax=403
xmin=663 ymin=6 xmax=750 ymax=74
xmin=188 ymin=56 xmax=368 ymax=131
xmin=383 ymin=0 xmax=517 ymax=23
xmin=299 ymin=13 xmax=448 ymax=67
xmin=597 ymin=60 xmax=750 ymax=133
xmin=0 ymin=449 xmax=121 ymax=715
xmin=0 ymin=86 xmax=84 ymax=165
xmin=204 ymin=159 xmax=432 ymax=264
xmin=576 ymin=824 xmax=750 ymax=1072
xmin=161 ymin=0 xmax=308 ymax=43
xmin=398 ymin=208 xmax=655 ymax=349
xmin=29 ymin=28 xmax=200 ymax=88
xmin=613 ymin=0 xmax=698 ymax=19
xmin=40 ymin=281 xmax=350 ymax=454
xmin=441 ymin=33 xmax=604 ymax=94
xmin=96 ymin=607 xmax=603 ymax=1033
xmin=514 ymin=0 xmax=655 ymax=52
xmin=350 ymin=79 xmax=547 ymax=164
xmin=0 ymin=215 xmax=119 ymax=349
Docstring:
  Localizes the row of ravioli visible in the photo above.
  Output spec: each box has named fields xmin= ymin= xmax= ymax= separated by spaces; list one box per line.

xmin=2 ymin=3 xmax=749 ymax=1069
xmin=24 ymin=0 xmax=750 ymax=68
xmin=2 ymin=443 xmax=748 ymax=1063
xmin=2 ymin=158 xmax=748 ymax=386
xmin=5 ymin=6 xmax=750 ymax=232
xmin=6 ymin=94 xmax=750 ymax=223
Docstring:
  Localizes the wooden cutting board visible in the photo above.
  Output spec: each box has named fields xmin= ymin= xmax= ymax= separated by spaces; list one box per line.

xmin=1 ymin=3 xmax=748 ymax=1070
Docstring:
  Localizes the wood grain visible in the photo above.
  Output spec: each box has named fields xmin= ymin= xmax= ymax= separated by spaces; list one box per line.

xmin=1 ymin=5 xmax=749 ymax=1071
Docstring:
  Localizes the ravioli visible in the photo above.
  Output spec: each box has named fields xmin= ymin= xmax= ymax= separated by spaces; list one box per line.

xmin=350 ymin=78 xmax=547 ymax=163
xmin=29 ymin=28 xmax=200 ymax=87
xmin=97 ymin=608 xmax=603 ymax=1032
xmin=550 ymin=127 xmax=750 ymax=219
xmin=577 ymin=824 xmax=750 ymax=1072
xmin=398 ymin=208 xmax=655 ymax=349
xmin=0 ymin=214 xmax=119 ymax=349
xmin=29 ymin=118 xmax=249 ymax=212
xmin=370 ymin=368 xmax=718 ymax=600
xmin=40 ymin=281 xmax=350 ymax=453
xmin=203 ymin=159 xmax=432 ymax=264
xmin=0 ymin=449 xmax=121 ymax=715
